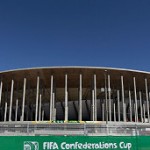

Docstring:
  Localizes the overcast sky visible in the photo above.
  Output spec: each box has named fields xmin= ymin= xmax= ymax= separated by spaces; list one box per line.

xmin=0 ymin=0 xmax=150 ymax=71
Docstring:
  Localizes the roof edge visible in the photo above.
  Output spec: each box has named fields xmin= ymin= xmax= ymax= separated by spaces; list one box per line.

xmin=0 ymin=66 xmax=150 ymax=75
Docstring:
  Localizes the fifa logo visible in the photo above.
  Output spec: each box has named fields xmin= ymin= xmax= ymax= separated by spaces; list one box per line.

xmin=24 ymin=141 xmax=39 ymax=150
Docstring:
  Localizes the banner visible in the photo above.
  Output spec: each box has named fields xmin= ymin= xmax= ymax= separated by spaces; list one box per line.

xmin=0 ymin=136 xmax=149 ymax=150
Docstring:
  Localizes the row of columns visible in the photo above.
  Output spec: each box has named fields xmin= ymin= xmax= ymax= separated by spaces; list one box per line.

xmin=100 ymin=93 xmax=149 ymax=123
xmin=0 ymin=74 xmax=150 ymax=123
xmin=102 ymin=75 xmax=150 ymax=123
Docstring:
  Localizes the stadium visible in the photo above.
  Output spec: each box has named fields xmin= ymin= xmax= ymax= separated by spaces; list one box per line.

xmin=1 ymin=66 xmax=150 ymax=149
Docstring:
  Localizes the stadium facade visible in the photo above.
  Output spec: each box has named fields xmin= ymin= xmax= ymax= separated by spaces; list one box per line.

xmin=1 ymin=67 xmax=150 ymax=150
xmin=0 ymin=66 xmax=149 ymax=124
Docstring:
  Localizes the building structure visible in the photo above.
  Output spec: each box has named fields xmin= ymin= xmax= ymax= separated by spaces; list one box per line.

xmin=0 ymin=66 xmax=149 ymax=124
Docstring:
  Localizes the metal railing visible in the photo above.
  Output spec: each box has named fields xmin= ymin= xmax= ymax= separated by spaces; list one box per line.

xmin=0 ymin=122 xmax=150 ymax=136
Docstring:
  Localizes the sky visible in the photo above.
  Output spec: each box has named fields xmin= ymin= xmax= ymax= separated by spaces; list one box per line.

xmin=0 ymin=0 xmax=150 ymax=71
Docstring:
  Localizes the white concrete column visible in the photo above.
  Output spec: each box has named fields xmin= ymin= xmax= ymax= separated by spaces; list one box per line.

xmin=124 ymin=103 xmax=126 ymax=122
xmin=78 ymin=74 xmax=82 ymax=121
xmin=139 ymin=91 xmax=143 ymax=122
xmin=121 ymin=76 xmax=125 ymax=122
xmin=117 ymin=90 xmax=120 ymax=122
xmin=105 ymin=72 xmax=108 ymax=123
xmin=42 ymin=110 xmax=44 ymax=121
xmin=143 ymin=104 xmax=146 ymax=122
xmin=4 ymin=102 xmax=7 ymax=122
xmin=134 ymin=103 xmax=136 ymax=122
xmin=91 ymin=90 xmax=95 ymax=121
xmin=145 ymin=78 xmax=150 ymax=122
xmin=129 ymin=90 xmax=132 ymax=122
xmin=35 ymin=76 xmax=40 ymax=121
xmin=38 ymin=94 xmax=42 ymax=121
xmin=94 ymin=74 xmax=97 ymax=121
xmin=65 ymin=74 xmax=68 ymax=121
xmin=102 ymin=103 xmax=104 ymax=121
xmin=108 ymin=74 xmax=111 ymax=121
xmin=52 ymin=92 xmax=56 ymax=120
xmin=21 ymin=78 xmax=26 ymax=121
xmin=0 ymin=81 xmax=3 ymax=106
xmin=50 ymin=75 xmax=53 ymax=121
xmin=114 ymin=103 xmax=116 ymax=122
xmin=9 ymin=80 xmax=14 ymax=121
xmin=149 ymin=92 xmax=150 ymax=121
xmin=15 ymin=99 xmax=18 ymax=121
xmin=133 ymin=77 xmax=138 ymax=122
